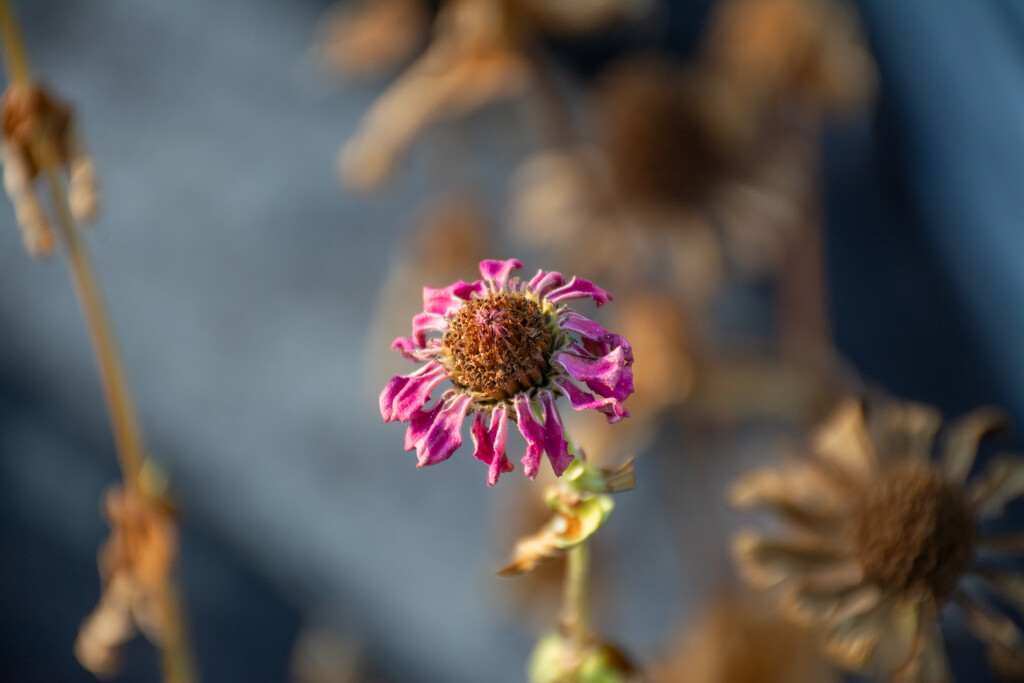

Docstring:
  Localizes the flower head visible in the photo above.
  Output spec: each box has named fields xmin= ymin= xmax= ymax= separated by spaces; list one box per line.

xmin=731 ymin=398 xmax=1024 ymax=680
xmin=381 ymin=258 xmax=633 ymax=485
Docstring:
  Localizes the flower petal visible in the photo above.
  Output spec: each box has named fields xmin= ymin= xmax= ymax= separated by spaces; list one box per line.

xmin=527 ymin=269 xmax=565 ymax=298
xmin=405 ymin=392 xmax=472 ymax=467
xmin=391 ymin=336 xmax=438 ymax=361
xmin=941 ymin=406 xmax=1009 ymax=484
xmin=471 ymin=406 xmax=513 ymax=486
xmin=546 ymin=276 xmax=612 ymax=307
xmin=554 ymin=347 xmax=633 ymax=403
xmin=968 ymin=456 xmax=1024 ymax=517
xmin=515 ymin=393 xmax=572 ymax=479
xmin=422 ymin=280 xmax=486 ymax=316
xmin=411 ymin=311 xmax=448 ymax=346
xmin=561 ymin=311 xmax=634 ymax=362
xmin=380 ymin=362 xmax=449 ymax=422
xmin=555 ymin=376 xmax=629 ymax=423
xmin=478 ymin=258 xmax=523 ymax=289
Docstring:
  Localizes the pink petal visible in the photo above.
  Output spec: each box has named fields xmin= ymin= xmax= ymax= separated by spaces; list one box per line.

xmin=556 ymin=377 xmax=630 ymax=423
xmin=546 ymin=276 xmax=612 ymax=307
xmin=391 ymin=337 xmax=440 ymax=362
xmin=405 ymin=392 xmax=473 ymax=468
xmin=412 ymin=312 xmax=448 ymax=347
xmin=380 ymin=363 xmax=449 ymax=422
xmin=554 ymin=347 xmax=634 ymax=403
xmin=514 ymin=393 xmax=572 ymax=479
xmin=527 ymin=270 xmax=565 ymax=298
xmin=422 ymin=280 xmax=486 ymax=316
xmin=562 ymin=312 xmax=634 ymax=362
xmin=478 ymin=259 xmax=523 ymax=289
xmin=471 ymin=406 xmax=513 ymax=486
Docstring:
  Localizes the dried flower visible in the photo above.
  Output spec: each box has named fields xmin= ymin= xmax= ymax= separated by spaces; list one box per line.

xmin=380 ymin=258 xmax=633 ymax=485
xmin=314 ymin=0 xmax=429 ymax=78
xmin=731 ymin=397 xmax=1024 ymax=680
xmin=1 ymin=80 xmax=98 ymax=256
xmin=75 ymin=483 xmax=178 ymax=677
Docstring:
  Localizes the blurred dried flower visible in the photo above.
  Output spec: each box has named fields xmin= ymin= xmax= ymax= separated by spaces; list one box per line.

xmin=75 ymin=483 xmax=178 ymax=677
xmin=337 ymin=0 xmax=651 ymax=190
xmin=0 ymin=80 xmax=98 ymax=256
xmin=654 ymin=597 xmax=839 ymax=683
xmin=731 ymin=398 xmax=1024 ymax=680
xmin=314 ymin=0 xmax=429 ymax=78
xmin=703 ymin=0 xmax=877 ymax=120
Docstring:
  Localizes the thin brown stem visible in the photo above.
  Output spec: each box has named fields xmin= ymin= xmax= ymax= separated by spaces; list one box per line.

xmin=0 ymin=0 xmax=30 ymax=83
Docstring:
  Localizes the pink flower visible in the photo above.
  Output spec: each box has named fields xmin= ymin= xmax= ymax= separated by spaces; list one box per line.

xmin=381 ymin=258 xmax=633 ymax=485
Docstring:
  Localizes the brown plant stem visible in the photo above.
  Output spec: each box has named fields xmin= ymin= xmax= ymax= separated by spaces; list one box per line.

xmin=0 ymin=2 xmax=196 ymax=681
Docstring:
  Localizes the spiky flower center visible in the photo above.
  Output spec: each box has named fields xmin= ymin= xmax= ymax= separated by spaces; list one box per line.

xmin=850 ymin=460 xmax=976 ymax=602
xmin=442 ymin=291 xmax=553 ymax=402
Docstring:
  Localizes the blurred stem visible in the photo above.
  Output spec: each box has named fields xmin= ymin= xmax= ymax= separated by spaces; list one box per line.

xmin=561 ymin=541 xmax=591 ymax=649
xmin=0 ymin=5 xmax=196 ymax=681
xmin=0 ymin=0 xmax=29 ymax=83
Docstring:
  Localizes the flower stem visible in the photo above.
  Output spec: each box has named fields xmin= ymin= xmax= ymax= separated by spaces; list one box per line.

xmin=561 ymin=541 xmax=590 ymax=650
xmin=0 ymin=4 xmax=196 ymax=681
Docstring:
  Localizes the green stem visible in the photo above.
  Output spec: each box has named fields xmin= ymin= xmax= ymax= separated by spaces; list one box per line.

xmin=562 ymin=541 xmax=590 ymax=649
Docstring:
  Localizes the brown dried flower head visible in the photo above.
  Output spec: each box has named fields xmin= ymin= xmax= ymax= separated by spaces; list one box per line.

xmin=75 ymin=483 xmax=178 ymax=678
xmin=0 ymin=80 xmax=99 ymax=257
xmin=731 ymin=398 xmax=1024 ymax=680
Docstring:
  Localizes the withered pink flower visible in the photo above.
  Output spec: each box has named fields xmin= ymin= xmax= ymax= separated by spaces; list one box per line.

xmin=380 ymin=258 xmax=633 ymax=485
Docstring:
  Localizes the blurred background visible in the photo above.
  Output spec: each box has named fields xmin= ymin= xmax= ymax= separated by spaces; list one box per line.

xmin=1 ymin=0 xmax=1022 ymax=681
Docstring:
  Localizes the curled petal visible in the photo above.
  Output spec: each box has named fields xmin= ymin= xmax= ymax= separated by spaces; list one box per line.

xmin=554 ymin=348 xmax=633 ymax=403
xmin=969 ymin=456 xmax=1024 ymax=517
xmin=515 ymin=393 xmax=572 ymax=479
xmin=546 ymin=276 xmax=612 ymax=307
xmin=562 ymin=311 xmax=634 ymax=361
xmin=380 ymin=363 xmax=448 ymax=422
xmin=411 ymin=311 xmax=447 ymax=346
xmin=390 ymin=336 xmax=438 ymax=361
xmin=527 ymin=269 xmax=565 ymax=298
xmin=941 ymin=406 xmax=1009 ymax=484
xmin=478 ymin=258 xmax=523 ymax=289
xmin=422 ymin=280 xmax=486 ymax=316
xmin=471 ymin=406 xmax=513 ymax=486
xmin=555 ymin=377 xmax=629 ymax=423
xmin=405 ymin=393 xmax=473 ymax=467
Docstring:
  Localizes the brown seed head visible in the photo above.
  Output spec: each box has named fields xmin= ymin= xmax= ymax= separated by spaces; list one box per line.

xmin=442 ymin=291 xmax=552 ymax=401
xmin=0 ymin=81 xmax=72 ymax=176
xmin=850 ymin=460 xmax=976 ymax=602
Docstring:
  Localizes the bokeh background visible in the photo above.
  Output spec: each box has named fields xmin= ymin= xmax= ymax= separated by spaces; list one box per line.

xmin=1 ymin=0 xmax=1022 ymax=681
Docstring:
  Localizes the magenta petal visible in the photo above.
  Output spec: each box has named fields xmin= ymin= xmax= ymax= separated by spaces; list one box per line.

xmin=554 ymin=348 xmax=634 ymax=402
xmin=411 ymin=312 xmax=448 ymax=346
xmin=557 ymin=377 xmax=630 ymax=423
xmin=515 ymin=393 xmax=572 ymax=479
xmin=405 ymin=393 xmax=473 ymax=468
xmin=391 ymin=337 xmax=439 ymax=362
xmin=527 ymin=270 xmax=565 ymax=298
xmin=471 ymin=406 xmax=513 ymax=486
xmin=423 ymin=280 xmax=486 ymax=316
xmin=380 ymin=363 xmax=448 ymax=422
xmin=561 ymin=312 xmax=634 ymax=362
xmin=546 ymin=276 xmax=612 ymax=307
xmin=478 ymin=259 xmax=523 ymax=289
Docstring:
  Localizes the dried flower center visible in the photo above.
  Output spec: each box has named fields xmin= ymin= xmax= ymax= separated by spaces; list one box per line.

xmin=442 ymin=292 xmax=553 ymax=401
xmin=850 ymin=460 xmax=976 ymax=602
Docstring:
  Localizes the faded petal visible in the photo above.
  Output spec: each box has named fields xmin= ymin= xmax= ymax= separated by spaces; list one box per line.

xmin=380 ymin=362 xmax=448 ymax=422
xmin=554 ymin=347 xmax=633 ymax=403
xmin=556 ymin=377 xmax=629 ymax=423
xmin=422 ymin=280 xmax=486 ymax=316
xmin=411 ymin=311 xmax=448 ymax=346
xmin=781 ymin=581 xmax=883 ymax=630
xmin=471 ymin=405 xmax=513 ymax=486
xmin=390 ymin=336 xmax=438 ymax=361
xmin=479 ymin=258 xmax=523 ymax=289
xmin=812 ymin=399 xmax=878 ymax=483
xmin=405 ymin=393 xmax=473 ymax=467
xmin=941 ymin=406 xmax=1009 ymax=484
xmin=527 ymin=269 xmax=565 ymax=298
xmin=515 ymin=392 xmax=572 ymax=479
xmin=968 ymin=456 xmax=1024 ymax=518
xmin=732 ymin=530 xmax=850 ymax=591
xmin=546 ymin=276 xmax=612 ymax=307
